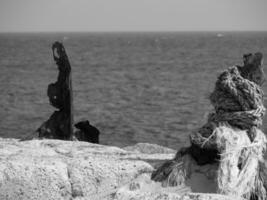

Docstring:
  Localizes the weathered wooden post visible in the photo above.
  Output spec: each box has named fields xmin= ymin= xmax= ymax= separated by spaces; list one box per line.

xmin=22 ymin=41 xmax=100 ymax=142
xmin=35 ymin=41 xmax=74 ymax=140
xmin=51 ymin=41 xmax=74 ymax=140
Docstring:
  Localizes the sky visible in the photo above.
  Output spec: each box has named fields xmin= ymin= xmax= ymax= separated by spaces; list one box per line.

xmin=0 ymin=0 xmax=267 ymax=32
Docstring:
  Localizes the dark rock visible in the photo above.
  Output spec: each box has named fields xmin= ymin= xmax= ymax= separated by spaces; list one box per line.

xmin=74 ymin=120 xmax=100 ymax=144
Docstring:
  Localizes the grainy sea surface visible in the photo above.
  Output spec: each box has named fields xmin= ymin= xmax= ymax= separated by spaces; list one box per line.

xmin=1 ymin=32 xmax=267 ymax=149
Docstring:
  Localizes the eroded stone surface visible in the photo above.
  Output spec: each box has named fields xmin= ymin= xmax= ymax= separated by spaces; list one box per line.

xmin=0 ymin=139 xmax=242 ymax=200
xmin=123 ymin=143 xmax=176 ymax=154
xmin=114 ymin=173 xmax=240 ymax=200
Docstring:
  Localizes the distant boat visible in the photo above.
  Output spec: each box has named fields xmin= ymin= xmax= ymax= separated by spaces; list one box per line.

xmin=217 ymin=33 xmax=224 ymax=38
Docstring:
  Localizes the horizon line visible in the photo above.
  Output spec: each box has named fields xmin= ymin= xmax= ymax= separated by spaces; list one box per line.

xmin=1 ymin=30 xmax=267 ymax=34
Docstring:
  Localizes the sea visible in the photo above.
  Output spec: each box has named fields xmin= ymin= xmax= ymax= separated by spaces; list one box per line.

xmin=1 ymin=32 xmax=267 ymax=150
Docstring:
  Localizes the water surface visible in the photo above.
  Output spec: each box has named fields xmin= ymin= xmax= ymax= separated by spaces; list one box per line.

xmin=1 ymin=32 xmax=267 ymax=149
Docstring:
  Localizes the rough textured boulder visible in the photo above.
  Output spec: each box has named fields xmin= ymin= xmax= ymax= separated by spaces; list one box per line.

xmin=0 ymin=138 xmax=241 ymax=200
xmin=123 ymin=143 xmax=176 ymax=154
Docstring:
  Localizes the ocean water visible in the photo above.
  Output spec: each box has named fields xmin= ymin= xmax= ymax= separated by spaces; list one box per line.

xmin=1 ymin=32 xmax=267 ymax=149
